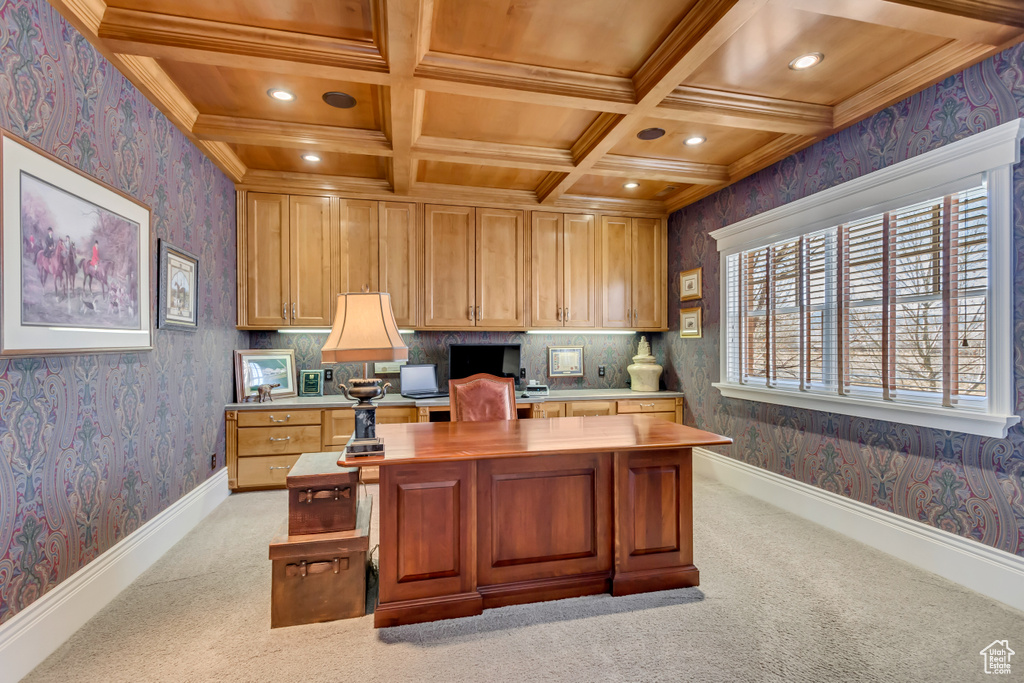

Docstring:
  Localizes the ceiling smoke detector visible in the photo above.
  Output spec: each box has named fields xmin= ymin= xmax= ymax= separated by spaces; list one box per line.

xmin=322 ymin=91 xmax=357 ymax=109
xmin=637 ymin=127 xmax=666 ymax=141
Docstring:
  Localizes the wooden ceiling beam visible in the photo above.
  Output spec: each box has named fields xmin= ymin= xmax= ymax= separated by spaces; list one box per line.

xmin=240 ymin=169 xmax=393 ymax=195
xmin=656 ymin=86 xmax=834 ymax=134
xmin=882 ymin=0 xmax=1024 ymax=31
xmin=383 ymin=0 xmax=433 ymax=195
xmin=414 ymin=52 xmax=636 ymax=113
xmin=833 ymin=40 xmax=999 ymax=128
xmin=413 ymin=136 xmax=575 ymax=171
xmin=98 ymin=8 xmax=389 ymax=74
xmin=538 ymin=0 xmax=768 ymax=204
xmin=593 ymin=155 xmax=730 ymax=185
xmin=778 ymin=0 xmax=1024 ymax=43
xmin=193 ymin=115 xmax=393 ymax=156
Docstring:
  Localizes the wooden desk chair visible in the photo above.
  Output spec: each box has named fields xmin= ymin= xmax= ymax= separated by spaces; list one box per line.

xmin=448 ymin=373 xmax=518 ymax=422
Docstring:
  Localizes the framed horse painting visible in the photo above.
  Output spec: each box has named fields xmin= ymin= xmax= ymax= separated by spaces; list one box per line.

xmin=0 ymin=132 xmax=152 ymax=355
xmin=157 ymin=240 xmax=199 ymax=331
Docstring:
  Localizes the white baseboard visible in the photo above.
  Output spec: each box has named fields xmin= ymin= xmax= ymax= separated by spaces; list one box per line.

xmin=0 ymin=469 xmax=229 ymax=682
xmin=693 ymin=448 xmax=1024 ymax=613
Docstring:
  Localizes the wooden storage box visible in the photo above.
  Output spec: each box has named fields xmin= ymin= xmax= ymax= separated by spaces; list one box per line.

xmin=269 ymin=496 xmax=371 ymax=628
xmin=286 ymin=452 xmax=360 ymax=535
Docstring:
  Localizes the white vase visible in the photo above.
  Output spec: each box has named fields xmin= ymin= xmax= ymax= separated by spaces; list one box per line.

xmin=627 ymin=336 xmax=662 ymax=392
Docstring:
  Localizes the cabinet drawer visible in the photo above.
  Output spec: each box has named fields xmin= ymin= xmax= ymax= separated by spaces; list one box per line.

xmin=533 ymin=402 xmax=566 ymax=418
xmin=645 ymin=411 xmax=677 ymax=423
xmin=238 ymin=425 xmax=322 ymax=456
xmin=323 ymin=409 xmax=355 ymax=446
xmin=237 ymin=453 xmax=302 ymax=488
xmin=617 ymin=398 xmax=676 ymax=414
xmin=568 ymin=401 xmax=615 ymax=416
xmin=237 ymin=410 xmax=321 ymax=428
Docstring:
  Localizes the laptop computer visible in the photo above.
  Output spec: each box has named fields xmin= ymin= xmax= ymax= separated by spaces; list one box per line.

xmin=399 ymin=364 xmax=449 ymax=399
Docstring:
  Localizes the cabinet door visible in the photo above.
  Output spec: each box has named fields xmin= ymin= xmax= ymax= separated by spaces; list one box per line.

xmin=379 ymin=202 xmax=417 ymax=328
xmin=289 ymin=195 xmax=333 ymax=326
xmin=631 ymin=217 xmax=665 ymax=329
xmin=563 ymin=213 xmax=596 ymax=327
xmin=529 ymin=212 xmax=562 ymax=328
xmin=476 ymin=208 xmax=525 ymax=327
xmin=245 ymin=193 xmax=290 ymax=327
xmin=336 ymin=199 xmax=379 ymax=295
xmin=423 ymin=205 xmax=476 ymax=327
xmin=600 ymin=216 xmax=632 ymax=328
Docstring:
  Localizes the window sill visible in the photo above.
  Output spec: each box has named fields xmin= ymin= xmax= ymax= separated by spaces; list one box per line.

xmin=712 ymin=383 xmax=1020 ymax=438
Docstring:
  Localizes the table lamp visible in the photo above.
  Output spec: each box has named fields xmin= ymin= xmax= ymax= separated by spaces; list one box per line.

xmin=321 ymin=291 xmax=408 ymax=458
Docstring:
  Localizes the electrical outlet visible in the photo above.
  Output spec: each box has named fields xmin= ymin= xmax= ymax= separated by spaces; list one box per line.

xmin=519 ymin=368 xmax=526 ymax=379
xmin=210 ymin=453 xmax=217 ymax=470
xmin=598 ymin=365 xmax=606 ymax=377
xmin=324 ymin=368 xmax=333 ymax=382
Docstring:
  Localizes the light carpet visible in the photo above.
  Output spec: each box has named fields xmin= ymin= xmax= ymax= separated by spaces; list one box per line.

xmin=22 ymin=474 xmax=1023 ymax=682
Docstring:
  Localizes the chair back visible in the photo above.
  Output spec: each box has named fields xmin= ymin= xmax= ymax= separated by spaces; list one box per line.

xmin=448 ymin=373 xmax=518 ymax=422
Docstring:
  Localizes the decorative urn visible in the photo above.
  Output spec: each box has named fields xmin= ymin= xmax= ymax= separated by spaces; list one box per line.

xmin=627 ymin=336 xmax=663 ymax=392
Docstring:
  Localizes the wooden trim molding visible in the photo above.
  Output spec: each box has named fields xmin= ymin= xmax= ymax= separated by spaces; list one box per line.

xmin=193 ymin=115 xmax=394 ymax=156
xmin=658 ymin=86 xmax=834 ymax=135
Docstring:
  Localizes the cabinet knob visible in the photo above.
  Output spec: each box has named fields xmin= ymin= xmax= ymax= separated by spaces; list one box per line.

xmin=292 ymin=303 xmax=297 ymax=319
xmin=268 ymin=465 xmax=291 ymax=471
xmin=268 ymin=415 xmax=291 ymax=423
xmin=468 ymin=306 xmax=474 ymax=321
xmin=565 ymin=307 xmax=569 ymax=321
xmin=269 ymin=436 xmax=292 ymax=442
xmin=282 ymin=303 xmax=287 ymax=320
xmin=476 ymin=305 xmax=481 ymax=320
xmin=556 ymin=307 xmax=561 ymax=321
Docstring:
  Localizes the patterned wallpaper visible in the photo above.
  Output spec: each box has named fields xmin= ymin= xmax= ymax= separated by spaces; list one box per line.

xmin=661 ymin=43 xmax=1024 ymax=557
xmin=250 ymin=330 xmax=661 ymax=394
xmin=0 ymin=0 xmax=243 ymax=625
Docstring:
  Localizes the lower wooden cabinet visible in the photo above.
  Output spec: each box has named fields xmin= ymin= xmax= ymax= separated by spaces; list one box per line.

xmin=237 ymin=453 xmax=303 ymax=488
xmin=567 ymin=401 xmax=616 ymax=417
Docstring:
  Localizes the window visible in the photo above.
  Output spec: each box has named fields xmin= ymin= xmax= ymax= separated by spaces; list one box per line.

xmin=726 ymin=187 xmax=985 ymax=404
xmin=712 ymin=119 xmax=1023 ymax=438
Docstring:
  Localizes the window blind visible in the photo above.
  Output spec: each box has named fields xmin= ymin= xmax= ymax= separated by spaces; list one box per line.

xmin=725 ymin=185 xmax=988 ymax=408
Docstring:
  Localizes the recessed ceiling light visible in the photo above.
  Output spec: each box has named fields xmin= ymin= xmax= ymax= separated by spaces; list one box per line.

xmin=623 ymin=182 xmax=640 ymax=189
xmin=268 ymin=89 xmax=295 ymax=101
xmin=323 ymin=91 xmax=357 ymax=109
xmin=788 ymin=52 xmax=824 ymax=70
xmin=684 ymin=135 xmax=706 ymax=146
xmin=301 ymin=153 xmax=321 ymax=162
xmin=637 ymin=127 xmax=666 ymax=140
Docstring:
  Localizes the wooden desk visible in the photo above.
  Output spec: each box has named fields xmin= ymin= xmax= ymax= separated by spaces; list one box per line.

xmin=338 ymin=414 xmax=731 ymax=627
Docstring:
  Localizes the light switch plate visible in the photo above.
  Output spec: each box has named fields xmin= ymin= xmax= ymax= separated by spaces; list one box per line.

xmin=374 ymin=361 xmax=406 ymax=374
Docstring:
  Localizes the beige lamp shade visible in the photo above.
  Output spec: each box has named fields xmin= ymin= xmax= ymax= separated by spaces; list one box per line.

xmin=321 ymin=292 xmax=409 ymax=364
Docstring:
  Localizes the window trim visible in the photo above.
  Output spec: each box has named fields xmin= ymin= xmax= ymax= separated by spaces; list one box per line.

xmin=711 ymin=119 xmax=1023 ymax=439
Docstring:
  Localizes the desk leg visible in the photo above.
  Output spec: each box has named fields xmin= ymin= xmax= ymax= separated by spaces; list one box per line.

xmin=612 ymin=447 xmax=699 ymax=596
xmin=374 ymin=460 xmax=482 ymax=627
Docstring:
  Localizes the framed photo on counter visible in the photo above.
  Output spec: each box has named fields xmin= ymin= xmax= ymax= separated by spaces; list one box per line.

xmin=234 ymin=349 xmax=297 ymax=402
xmin=549 ymin=346 xmax=584 ymax=377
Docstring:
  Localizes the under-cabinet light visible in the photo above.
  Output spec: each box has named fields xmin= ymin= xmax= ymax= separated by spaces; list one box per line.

xmin=526 ymin=330 xmax=638 ymax=335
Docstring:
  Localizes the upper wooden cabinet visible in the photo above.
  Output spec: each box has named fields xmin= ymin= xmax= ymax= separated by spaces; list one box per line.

xmin=379 ymin=202 xmax=418 ymax=328
xmin=239 ymin=192 xmax=663 ymax=331
xmin=530 ymin=212 xmax=596 ymax=328
xmin=600 ymin=216 xmax=666 ymax=330
xmin=423 ymin=204 xmax=525 ymax=329
xmin=242 ymin=193 xmax=331 ymax=327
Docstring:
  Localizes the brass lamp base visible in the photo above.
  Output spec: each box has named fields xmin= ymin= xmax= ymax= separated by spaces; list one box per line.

xmin=337 ymin=377 xmax=391 ymax=459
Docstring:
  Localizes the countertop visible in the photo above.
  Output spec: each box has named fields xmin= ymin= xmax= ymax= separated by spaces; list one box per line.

xmin=225 ymin=388 xmax=684 ymax=411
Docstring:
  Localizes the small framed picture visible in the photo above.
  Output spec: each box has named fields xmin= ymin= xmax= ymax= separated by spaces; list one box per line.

xmin=679 ymin=307 xmax=702 ymax=339
xmin=549 ymin=346 xmax=584 ymax=377
xmin=299 ymin=369 xmax=325 ymax=397
xmin=679 ymin=267 xmax=702 ymax=301
xmin=234 ymin=349 xmax=297 ymax=403
xmin=157 ymin=240 xmax=198 ymax=330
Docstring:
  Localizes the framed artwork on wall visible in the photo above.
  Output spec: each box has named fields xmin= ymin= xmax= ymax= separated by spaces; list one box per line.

xmin=549 ymin=346 xmax=584 ymax=377
xmin=299 ymin=369 xmax=325 ymax=397
xmin=679 ymin=307 xmax=702 ymax=338
xmin=679 ymin=267 xmax=702 ymax=301
xmin=157 ymin=240 xmax=198 ymax=331
xmin=234 ymin=349 xmax=297 ymax=403
xmin=0 ymin=132 xmax=152 ymax=355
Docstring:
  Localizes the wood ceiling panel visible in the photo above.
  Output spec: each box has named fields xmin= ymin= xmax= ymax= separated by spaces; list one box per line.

xmin=683 ymin=4 xmax=950 ymax=105
xmin=158 ymin=61 xmax=382 ymax=129
xmin=417 ymin=161 xmax=547 ymax=191
xmin=231 ymin=144 xmax=386 ymax=178
xmin=430 ymin=0 xmax=699 ymax=77
xmin=105 ymin=0 xmax=375 ymax=41
xmin=611 ymin=119 xmax=781 ymax=166
xmin=569 ymin=175 xmax=676 ymax=201
xmin=421 ymin=92 xmax=598 ymax=149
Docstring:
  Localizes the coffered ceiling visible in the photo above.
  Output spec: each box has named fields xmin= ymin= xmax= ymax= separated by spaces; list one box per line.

xmin=52 ymin=0 xmax=1024 ymax=216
